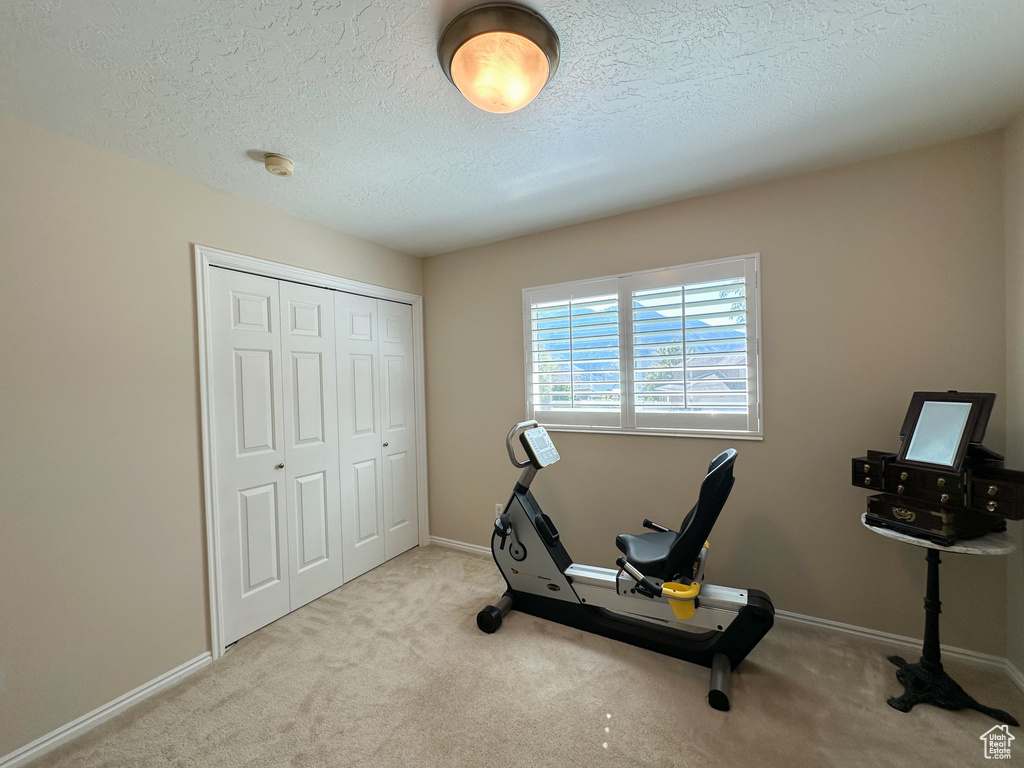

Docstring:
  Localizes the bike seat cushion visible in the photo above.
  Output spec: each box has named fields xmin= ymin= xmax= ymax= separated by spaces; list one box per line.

xmin=615 ymin=531 xmax=675 ymax=576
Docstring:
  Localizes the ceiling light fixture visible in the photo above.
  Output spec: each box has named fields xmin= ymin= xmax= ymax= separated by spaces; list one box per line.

xmin=438 ymin=3 xmax=559 ymax=114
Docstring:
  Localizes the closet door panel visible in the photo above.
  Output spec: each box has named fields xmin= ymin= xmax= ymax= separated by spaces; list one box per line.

xmin=294 ymin=471 xmax=328 ymax=568
xmin=209 ymin=268 xmax=290 ymax=645
xmin=350 ymin=356 xmax=376 ymax=435
xmin=379 ymin=300 xmax=419 ymax=559
xmin=238 ymin=483 xmax=282 ymax=590
xmin=234 ymin=351 xmax=276 ymax=452
xmin=336 ymin=292 xmax=386 ymax=580
xmin=353 ymin=458 xmax=381 ymax=542
xmin=280 ymin=281 xmax=344 ymax=609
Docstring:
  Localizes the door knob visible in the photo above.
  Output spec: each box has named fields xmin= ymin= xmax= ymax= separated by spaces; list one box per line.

xmin=383 ymin=442 xmax=389 ymax=448
xmin=275 ymin=463 xmax=285 ymax=469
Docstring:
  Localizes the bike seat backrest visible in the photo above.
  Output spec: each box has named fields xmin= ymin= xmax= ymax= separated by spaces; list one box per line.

xmin=662 ymin=448 xmax=737 ymax=582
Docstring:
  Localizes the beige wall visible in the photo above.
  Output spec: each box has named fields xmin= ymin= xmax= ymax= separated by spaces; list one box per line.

xmin=2 ymin=107 xmax=1018 ymax=760
xmin=0 ymin=114 xmax=422 ymax=756
xmin=1006 ymin=112 xmax=1024 ymax=674
xmin=424 ymin=132 xmax=1008 ymax=657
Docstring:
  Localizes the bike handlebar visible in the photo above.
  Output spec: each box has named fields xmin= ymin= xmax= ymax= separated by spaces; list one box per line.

xmin=506 ymin=420 xmax=539 ymax=468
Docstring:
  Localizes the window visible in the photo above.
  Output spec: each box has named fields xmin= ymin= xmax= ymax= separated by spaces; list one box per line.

xmin=523 ymin=254 xmax=761 ymax=438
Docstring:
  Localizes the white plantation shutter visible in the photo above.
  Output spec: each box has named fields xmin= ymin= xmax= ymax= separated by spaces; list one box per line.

xmin=631 ymin=256 xmax=756 ymax=432
xmin=525 ymin=277 xmax=622 ymax=428
xmin=524 ymin=255 xmax=760 ymax=437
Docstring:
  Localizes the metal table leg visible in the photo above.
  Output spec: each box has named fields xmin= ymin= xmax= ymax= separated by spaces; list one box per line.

xmin=887 ymin=549 xmax=1019 ymax=726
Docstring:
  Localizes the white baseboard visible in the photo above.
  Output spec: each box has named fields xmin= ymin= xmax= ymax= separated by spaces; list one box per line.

xmin=779 ymin=609 xmax=1024 ymax=696
xmin=1 ymin=652 xmax=212 ymax=768
xmin=1005 ymin=659 xmax=1024 ymax=694
xmin=430 ymin=535 xmax=490 ymax=556
xmin=432 ymin=535 xmax=1024 ymax=695
xmin=775 ymin=609 xmax=1011 ymax=670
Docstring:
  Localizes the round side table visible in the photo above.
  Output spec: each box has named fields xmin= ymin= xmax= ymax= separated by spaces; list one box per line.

xmin=861 ymin=513 xmax=1018 ymax=726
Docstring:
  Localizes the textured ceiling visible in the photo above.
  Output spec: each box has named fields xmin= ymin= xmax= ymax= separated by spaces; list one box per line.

xmin=1 ymin=1 xmax=1023 ymax=256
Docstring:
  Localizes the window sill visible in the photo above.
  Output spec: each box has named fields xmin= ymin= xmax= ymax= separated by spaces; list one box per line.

xmin=537 ymin=425 xmax=764 ymax=441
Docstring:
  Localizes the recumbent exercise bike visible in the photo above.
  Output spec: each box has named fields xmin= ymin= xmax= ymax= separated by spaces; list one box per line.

xmin=476 ymin=421 xmax=774 ymax=711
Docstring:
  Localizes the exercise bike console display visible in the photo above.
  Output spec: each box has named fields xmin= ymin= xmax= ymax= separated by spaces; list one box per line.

xmin=520 ymin=427 xmax=559 ymax=468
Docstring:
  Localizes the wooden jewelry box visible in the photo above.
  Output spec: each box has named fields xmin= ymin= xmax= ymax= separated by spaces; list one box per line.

xmin=851 ymin=392 xmax=1023 ymax=545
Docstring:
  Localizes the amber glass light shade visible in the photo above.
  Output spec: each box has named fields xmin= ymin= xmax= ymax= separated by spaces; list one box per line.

xmin=450 ymin=31 xmax=549 ymax=114
xmin=438 ymin=4 xmax=559 ymax=115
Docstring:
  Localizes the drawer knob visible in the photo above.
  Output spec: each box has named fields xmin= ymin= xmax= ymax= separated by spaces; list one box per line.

xmin=897 ymin=484 xmax=905 ymax=494
xmin=900 ymin=471 xmax=908 ymax=481
xmin=937 ymin=477 xmax=946 ymax=488
xmin=863 ymin=463 xmax=871 ymax=473
xmin=863 ymin=477 xmax=872 ymax=486
xmin=988 ymin=485 xmax=998 ymax=497
xmin=940 ymin=493 xmax=950 ymax=504
xmin=987 ymin=500 xmax=998 ymax=512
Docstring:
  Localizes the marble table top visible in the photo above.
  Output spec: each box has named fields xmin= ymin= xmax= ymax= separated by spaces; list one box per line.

xmin=861 ymin=513 xmax=1016 ymax=555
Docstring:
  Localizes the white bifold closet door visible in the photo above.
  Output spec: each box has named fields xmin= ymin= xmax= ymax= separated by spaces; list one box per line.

xmin=209 ymin=268 xmax=344 ymax=645
xmin=336 ymin=292 xmax=419 ymax=581
xmin=279 ymin=280 xmax=344 ymax=609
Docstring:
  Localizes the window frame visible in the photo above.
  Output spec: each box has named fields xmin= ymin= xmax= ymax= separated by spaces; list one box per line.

xmin=522 ymin=253 xmax=762 ymax=440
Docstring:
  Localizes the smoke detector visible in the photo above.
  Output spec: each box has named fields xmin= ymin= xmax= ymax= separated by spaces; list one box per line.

xmin=264 ymin=153 xmax=294 ymax=177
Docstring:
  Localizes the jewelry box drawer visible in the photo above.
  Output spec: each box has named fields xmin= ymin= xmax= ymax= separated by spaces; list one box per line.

xmin=887 ymin=483 xmax=964 ymax=509
xmin=970 ymin=468 xmax=1024 ymax=520
xmin=885 ymin=463 xmax=964 ymax=493
xmin=853 ymin=472 xmax=883 ymax=490
xmin=968 ymin=494 xmax=1022 ymax=520
xmin=852 ymin=456 xmax=886 ymax=490
xmin=865 ymin=495 xmax=1004 ymax=545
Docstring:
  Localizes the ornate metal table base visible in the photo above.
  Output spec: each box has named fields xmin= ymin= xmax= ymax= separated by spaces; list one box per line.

xmin=887 ymin=655 xmax=1019 ymax=726
xmin=886 ymin=548 xmax=1019 ymax=726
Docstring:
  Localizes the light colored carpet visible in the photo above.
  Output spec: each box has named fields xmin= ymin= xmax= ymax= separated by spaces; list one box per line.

xmin=28 ymin=545 xmax=1024 ymax=767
